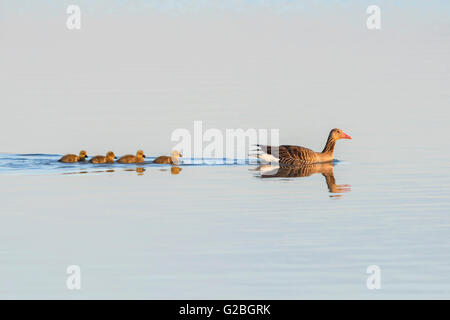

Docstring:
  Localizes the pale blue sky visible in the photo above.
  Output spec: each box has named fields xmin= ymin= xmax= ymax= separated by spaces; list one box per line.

xmin=0 ymin=1 xmax=449 ymax=156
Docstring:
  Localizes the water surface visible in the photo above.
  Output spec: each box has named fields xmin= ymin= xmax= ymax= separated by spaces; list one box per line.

xmin=0 ymin=153 xmax=449 ymax=299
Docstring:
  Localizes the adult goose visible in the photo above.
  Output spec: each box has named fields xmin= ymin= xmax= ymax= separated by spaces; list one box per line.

xmin=255 ymin=128 xmax=351 ymax=165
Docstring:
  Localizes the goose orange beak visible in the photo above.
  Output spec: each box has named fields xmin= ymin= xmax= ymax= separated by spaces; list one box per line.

xmin=341 ymin=132 xmax=352 ymax=139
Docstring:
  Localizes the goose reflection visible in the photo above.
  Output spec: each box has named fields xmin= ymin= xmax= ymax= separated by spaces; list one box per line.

xmin=253 ymin=162 xmax=351 ymax=196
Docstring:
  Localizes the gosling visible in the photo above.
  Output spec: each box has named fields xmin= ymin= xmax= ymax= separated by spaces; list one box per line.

xmin=153 ymin=150 xmax=182 ymax=165
xmin=59 ymin=150 xmax=88 ymax=163
xmin=89 ymin=151 xmax=116 ymax=164
xmin=117 ymin=150 xmax=146 ymax=164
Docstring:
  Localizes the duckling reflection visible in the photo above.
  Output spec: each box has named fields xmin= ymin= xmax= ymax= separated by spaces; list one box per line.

xmin=254 ymin=162 xmax=351 ymax=195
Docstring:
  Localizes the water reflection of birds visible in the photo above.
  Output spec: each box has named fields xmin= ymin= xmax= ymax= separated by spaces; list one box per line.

xmin=158 ymin=166 xmax=183 ymax=175
xmin=60 ymin=166 xmax=183 ymax=176
xmin=124 ymin=167 xmax=146 ymax=176
xmin=62 ymin=169 xmax=114 ymax=175
xmin=171 ymin=167 xmax=182 ymax=175
xmin=253 ymin=162 xmax=351 ymax=197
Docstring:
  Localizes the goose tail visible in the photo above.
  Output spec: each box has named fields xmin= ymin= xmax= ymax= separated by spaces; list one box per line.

xmin=249 ymin=147 xmax=280 ymax=163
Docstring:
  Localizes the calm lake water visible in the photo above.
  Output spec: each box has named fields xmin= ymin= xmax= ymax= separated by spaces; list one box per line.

xmin=1 ymin=1 xmax=449 ymax=300
xmin=0 ymin=149 xmax=449 ymax=299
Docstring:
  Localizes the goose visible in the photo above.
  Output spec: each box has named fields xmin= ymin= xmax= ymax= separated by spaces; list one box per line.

xmin=153 ymin=150 xmax=182 ymax=165
xmin=254 ymin=128 xmax=351 ymax=165
xmin=59 ymin=150 xmax=88 ymax=163
xmin=117 ymin=150 xmax=146 ymax=164
xmin=89 ymin=151 xmax=116 ymax=164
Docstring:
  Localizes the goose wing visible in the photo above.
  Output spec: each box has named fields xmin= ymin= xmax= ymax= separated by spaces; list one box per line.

xmin=256 ymin=144 xmax=318 ymax=165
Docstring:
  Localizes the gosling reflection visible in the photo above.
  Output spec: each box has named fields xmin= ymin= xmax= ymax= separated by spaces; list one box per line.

xmin=254 ymin=162 xmax=351 ymax=195
xmin=124 ymin=167 xmax=146 ymax=176
xmin=60 ymin=166 xmax=183 ymax=176
xmin=158 ymin=166 xmax=183 ymax=175
xmin=171 ymin=166 xmax=182 ymax=175
xmin=62 ymin=170 xmax=89 ymax=175
xmin=62 ymin=169 xmax=114 ymax=175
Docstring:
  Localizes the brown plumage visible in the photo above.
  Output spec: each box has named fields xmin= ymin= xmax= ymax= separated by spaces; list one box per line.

xmin=153 ymin=150 xmax=182 ymax=164
xmin=59 ymin=150 xmax=88 ymax=163
xmin=89 ymin=151 xmax=116 ymax=164
xmin=152 ymin=156 xmax=172 ymax=164
xmin=117 ymin=150 xmax=146 ymax=164
xmin=256 ymin=128 xmax=351 ymax=165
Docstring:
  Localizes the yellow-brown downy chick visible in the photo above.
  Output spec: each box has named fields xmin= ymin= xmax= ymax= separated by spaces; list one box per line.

xmin=59 ymin=150 xmax=88 ymax=163
xmin=89 ymin=151 xmax=116 ymax=164
xmin=153 ymin=150 xmax=182 ymax=165
xmin=117 ymin=150 xmax=146 ymax=164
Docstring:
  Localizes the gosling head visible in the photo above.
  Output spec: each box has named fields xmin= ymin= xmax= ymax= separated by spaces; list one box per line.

xmin=79 ymin=150 xmax=88 ymax=159
xmin=171 ymin=150 xmax=182 ymax=159
xmin=136 ymin=150 xmax=146 ymax=158
xmin=106 ymin=151 xmax=116 ymax=161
